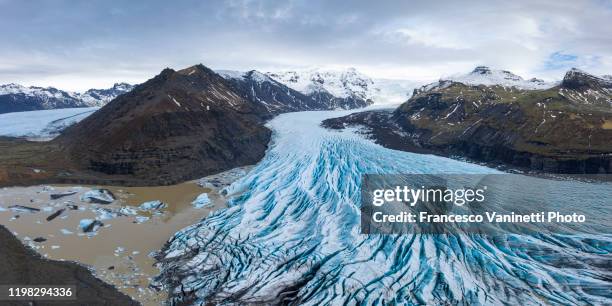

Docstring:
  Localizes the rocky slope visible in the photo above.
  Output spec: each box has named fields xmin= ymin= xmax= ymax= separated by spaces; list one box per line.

xmin=323 ymin=67 xmax=612 ymax=174
xmin=0 ymin=82 xmax=133 ymax=114
xmin=0 ymin=225 xmax=138 ymax=305
xmin=50 ymin=64 xmax=271 ymax=185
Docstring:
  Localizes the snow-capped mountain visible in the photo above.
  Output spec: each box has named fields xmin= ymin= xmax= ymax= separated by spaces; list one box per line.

xmin=218 ymin=69 xmax=373 ymax=111
xmin=559 ymin=68 xmax=612 ymax=106
xmin=78 ymin=83 xmax=134 ymax=106
xmin=413 ymin=66 xmax=556 ymax=95
xmin=445 ymin=66 xmax=555 ymax=89
xmin=0 ymin=82 xmax=133 ymax=114
xmin=266 ymin=68 xmax=377 ymax=101
xmin=217 ymin=70 xmax=328 ymax=115
xmin=265 ymin=68 xmax=419 ymax=105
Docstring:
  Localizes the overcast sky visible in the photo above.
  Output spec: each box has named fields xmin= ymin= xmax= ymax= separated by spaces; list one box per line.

xmin=1 ymin=0 xmax=611 ymax=91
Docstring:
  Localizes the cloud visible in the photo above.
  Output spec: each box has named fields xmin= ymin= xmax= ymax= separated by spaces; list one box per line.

xmin=0 ymin=0 xmax=610 ymax=90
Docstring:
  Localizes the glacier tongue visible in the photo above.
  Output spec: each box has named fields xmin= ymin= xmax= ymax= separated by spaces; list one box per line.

xmin=0 ymin=107 xmax=98 ymax=140
xmin=155 ymin=109 xmax=611 ymax=305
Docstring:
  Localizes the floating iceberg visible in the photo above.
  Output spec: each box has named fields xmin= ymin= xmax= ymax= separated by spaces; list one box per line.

xmin=94 ymin=208 xmax=117 ymax=220
xmin=139 ymin=200 xmax=166 ymax=211
xmin=134 ymin=216 xmax=150 ymax=224
xmin=78 ymin=219 xmax=104 ymax=233
xmin=119 ymin=206 xmax=138 ymax=216
xmin=191 ymin=193 xmax=211 ymax=208
xmin=80 ymin=189 xmax=115 ymax=204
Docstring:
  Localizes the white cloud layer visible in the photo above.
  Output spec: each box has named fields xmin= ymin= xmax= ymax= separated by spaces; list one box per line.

xmin=0 ymin=0 xmax=611 ymax=90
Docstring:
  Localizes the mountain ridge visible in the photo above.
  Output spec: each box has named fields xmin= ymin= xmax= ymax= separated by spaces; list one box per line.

xmin=323 ymin=67 xmax=612 ymax=174
xmin=0 ymin=82 xmax=134 ymax=114
xmin=0 ymin=64 xmax=384 ymax=186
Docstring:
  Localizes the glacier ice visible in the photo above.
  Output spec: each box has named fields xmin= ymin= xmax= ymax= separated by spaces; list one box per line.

xmin=80 ymin=189 xmax=115 ymax=204
xmin=155 ymin=109 xmax=612 ymax=305
xmin=79 ymin=219 xmax=103 ymax=233
xmin=139 ymin=200 xmax=167 ymax=211
xmin=0 ymin=107 xmax=98 ymax=140
xmin=191 ymin=193 xmax=212 ymax=208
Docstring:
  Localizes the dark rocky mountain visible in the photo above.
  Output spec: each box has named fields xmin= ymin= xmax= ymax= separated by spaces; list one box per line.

xmin=0 ymin=82 xmax=133 ymax=114
xmin=324 ymin=68 xmax=612 ymax=174
xmin=559 ymin=68 xmax=612 ymax=106
xmin=51 ymin=64 xmax=271 ymax=185
xmin=217 ymin=70 xmax=324 ymax=117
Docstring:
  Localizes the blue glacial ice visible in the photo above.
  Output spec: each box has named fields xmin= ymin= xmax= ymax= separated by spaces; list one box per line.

xmin=192 ymin=193 xmax=212 ymax=208
xmin=155 ymin=109 xmax=612 ymax=305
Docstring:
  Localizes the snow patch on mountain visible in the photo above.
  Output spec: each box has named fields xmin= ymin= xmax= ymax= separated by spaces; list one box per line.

xmin=444 ymin=66 xmax=556 ymax=90
xmin=77 ymin=83 xmax=134 ymax=106
xmin=413 ymin=66 xmax=558 ymax=95
xmin=217 ymin=70 xmax=275 ymax=85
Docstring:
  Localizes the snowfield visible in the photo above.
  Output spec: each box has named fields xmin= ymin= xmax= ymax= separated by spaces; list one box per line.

xmin=0 ymin=107 xmax=98 ymax=140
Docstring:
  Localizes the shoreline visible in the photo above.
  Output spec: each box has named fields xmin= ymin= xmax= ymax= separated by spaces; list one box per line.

xmin=0 ymin=166 xmax=252 ymax=305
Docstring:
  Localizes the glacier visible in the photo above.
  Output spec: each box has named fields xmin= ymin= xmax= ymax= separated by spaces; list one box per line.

xmin=155 ymin=109 xmax=611 ymax=305
xmin=0 ymin=107 xmax=98 ymax=140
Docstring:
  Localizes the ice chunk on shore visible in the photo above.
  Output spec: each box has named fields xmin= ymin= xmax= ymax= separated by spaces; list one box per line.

xmin=139 ymin=200 xmax=166 ymax=211
xmin=191 ymin=193 xmax=212 ymax=208
xmin=80 ymin=189 xmax=115 ymax=204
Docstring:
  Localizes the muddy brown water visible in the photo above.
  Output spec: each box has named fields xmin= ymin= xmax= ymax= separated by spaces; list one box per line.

xmin=0 ymin=166 xmax=251 ymax=305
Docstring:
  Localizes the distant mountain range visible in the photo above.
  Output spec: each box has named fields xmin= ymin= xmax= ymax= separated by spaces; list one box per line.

xmin=217 ymin=70 xmax=340 ymax=116
xmin=324 ymin=66 xmax=612 ymax=174
xmin=0 ymin=82 xmax=134 ymax=114
xmin=1 ymin=64 xmax=396 ymax=186
xmin=1 ymin=68 xmax=417 ymax=116
xmin=220 ymin=68 xmax=418 ymax=109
